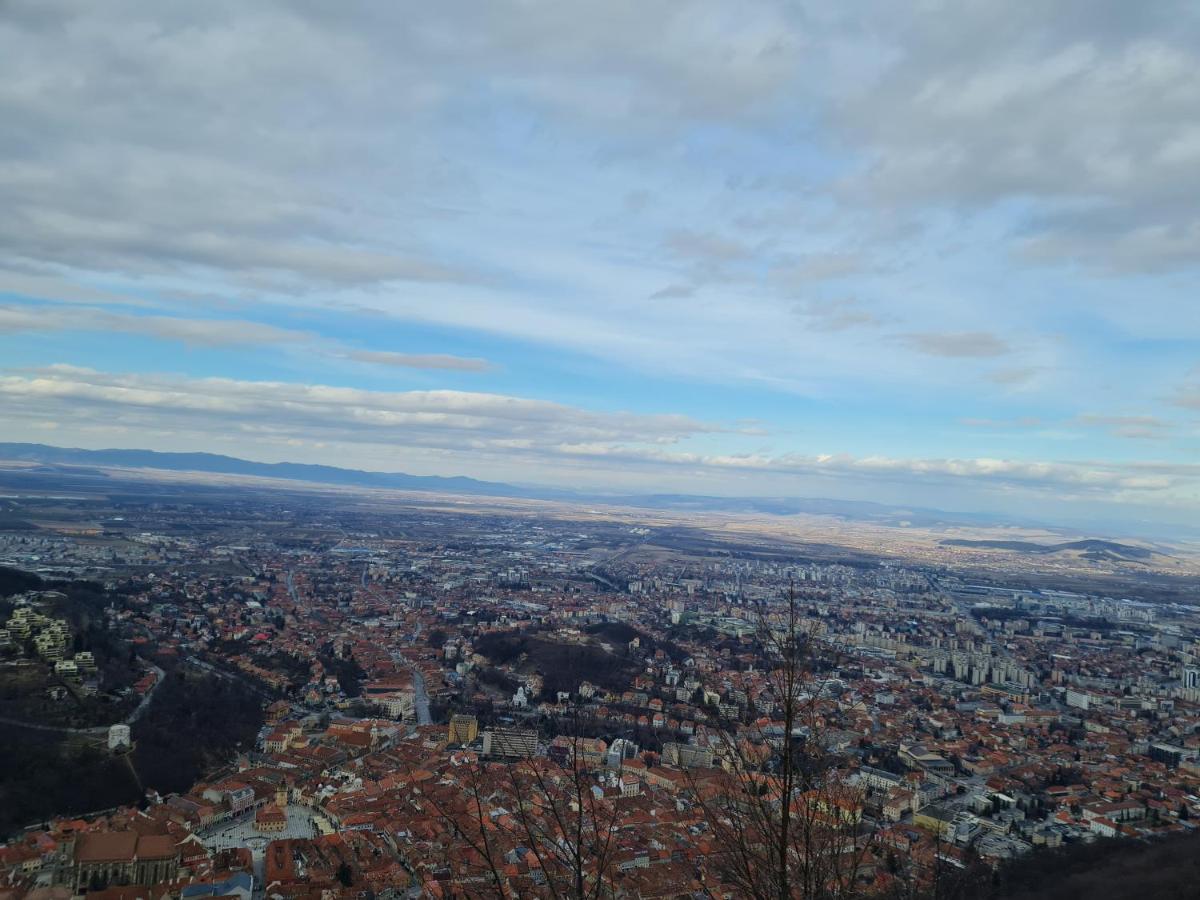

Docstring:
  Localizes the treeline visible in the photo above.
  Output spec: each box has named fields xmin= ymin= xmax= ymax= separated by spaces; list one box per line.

xmin=131 ymin=669 xmax=265 ymax=795
xmin=258 ymin=649 xmax=312 ymax=691
xmin=0 ymin=566 xmax=119 ymax=631
xmin=475 ymin=665 xmax=518 ymax=694
xmin=473 ymin=628 xmax=640 ymax=698
xmin=317 ymin=646 xmax=366 ymax=697
xmin=0 ymin=565 xmax=132 ymax=667
xmin=881 ymin=829 xmax=1200 ymax=900
xmin=666 ymin=621 xmax=752 ymax=658
xmin=0 ymin=567 xmax=142 ymax=726
xmin=0 ymin=726 xmax=139 ymax=838
xmin=0 ymin=564 xmax=44 ymax=598
xmin=985 ymin=830 xmax=1200 ymax=900
xmin=0 ymin=669 xmax=264 ymax=838
xmin=584 ymin=621 xmax=689 ymax=662
xmin=471 ymin=630 xmax=526 ymax=665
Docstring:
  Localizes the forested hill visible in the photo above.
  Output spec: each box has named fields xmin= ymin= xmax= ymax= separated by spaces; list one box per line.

xmin=989 ymin=829 xmax=1200 ymax=899
xmin=941 ymin=538 xmax=1159 ymax=561
xmin=0 ymin=564 xmax=45 ymax=597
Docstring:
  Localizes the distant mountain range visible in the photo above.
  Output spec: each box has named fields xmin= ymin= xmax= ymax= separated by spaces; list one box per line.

xmin=0 ymin=442 xmax=1008 ymax=526
xmin=0 ymin=442 xmax=538 ymax=497
xmin=0 ymin=442 xmax=1175 ymax=542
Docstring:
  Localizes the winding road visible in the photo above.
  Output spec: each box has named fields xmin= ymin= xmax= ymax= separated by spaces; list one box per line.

xmin=0 ymin=662 xmax=165 ymax=736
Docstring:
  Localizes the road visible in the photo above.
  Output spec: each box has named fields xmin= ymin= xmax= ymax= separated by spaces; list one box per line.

xmin=126 ymin=663 xmax=166 ymax=723
xmin=388 ymin=649 xmax=431 ymax=726
xmin=0 ymin=714 xmax=105 ymax=735
xmin=359 ymin=567 xmax=431 ymax=726
xmin=185 ymin=655 xmax=276 ymax=701
xmin=410 ymin=666 xmax=432 ymax=726
xmin=580 ymin=536 xmax=650 ymax=592
xmin=0 ymin=662 xmax=165 ymax=736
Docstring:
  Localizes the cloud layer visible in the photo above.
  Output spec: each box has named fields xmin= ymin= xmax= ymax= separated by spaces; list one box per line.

xmin=0 ymin=2 xmax=1197 ymax=522
xmin=0 ymin=366 xmax=720 ymax=451
xmin=3 ymin=366 xmax=1195 ymax=511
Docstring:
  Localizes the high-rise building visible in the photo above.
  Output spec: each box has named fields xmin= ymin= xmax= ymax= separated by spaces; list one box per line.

xmin=448 ymin=714 xmax=479 ymax=745
xmin=482 ymin=727 xmax=537 ymax=760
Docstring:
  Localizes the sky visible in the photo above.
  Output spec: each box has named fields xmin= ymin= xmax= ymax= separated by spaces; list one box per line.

xmin=1 ymin=1 xmax=1198 ymax=529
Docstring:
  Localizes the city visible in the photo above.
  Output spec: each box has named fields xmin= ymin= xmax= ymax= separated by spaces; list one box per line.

xmin=1 ymin=461 xmax=1198 ymax=897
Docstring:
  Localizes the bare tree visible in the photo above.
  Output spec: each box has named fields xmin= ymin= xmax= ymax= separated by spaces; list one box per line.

xmin=424 ymin=757 xmax=515 ymax=898
xmin=505 ymin=733 xmax=624 ymax=899
xmin=429 ymin=714 xmax=625 ymax=899
xmin=878 ymin=830 xmax=993 ymax=900
xmin=690 ymin=584 xmax=875 ymax=899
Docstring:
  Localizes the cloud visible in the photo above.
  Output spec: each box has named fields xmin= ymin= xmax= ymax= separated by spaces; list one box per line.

xmin=963 ymin=413 xmax=1176 ymax=440
xmin=1073 ymin=413 xmax=1174 ymax=440
xmin=0 ymin=166 xmax=476 ymax=286
xmin=701 ymin=452 xmax=1192 ymax=495
xmin=0 ymin=0 xmax=1192 ymax=510
xmin=986 ymin=366 xmax=1044 ymax=386
xmin=1 ymin=365 xmax=1195 ymax=508
xmin=772 ymin=254 xmax=865 ymax=288
xmin=664 ymin=230 xmax=754 ymax=264
xmin=0 ymin=2 xmax=1183 ymax=396
xmin=0 ymin=305 xmax=309 ymax=347
xmin=1020 ymin=220 xmax=1200 ymax=274
xmin=898 ymin=331 xmax=1011 ymax=358
xmin=541 ymin=443 xmax=1198 ymax=501
xmin=0 ymin=303 xmax=496 ymax=371
xmin=0 ymin=270 xmax=156 ymax=308
xmin=0 ymin=5 xmax=470 ymax=288
xmin=0 ymin=366 xmax=721 ymax=452
xmin=960 ymin=417 xmax=1043 ymax=428
xmin=793 ymin=298 xmax=880 ymax=333
xmin=649 ymin=284 xmax=696 ymax=300
xmin=1171 ymin=381 xmax=1200 ymax=410
xmin=341 ymin=349 xmax=492 ymax=372
xmin=0 ymin=0 xmax=802 ymax=289
xmin=840 ymin=1 xmax=1200 ymax=271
